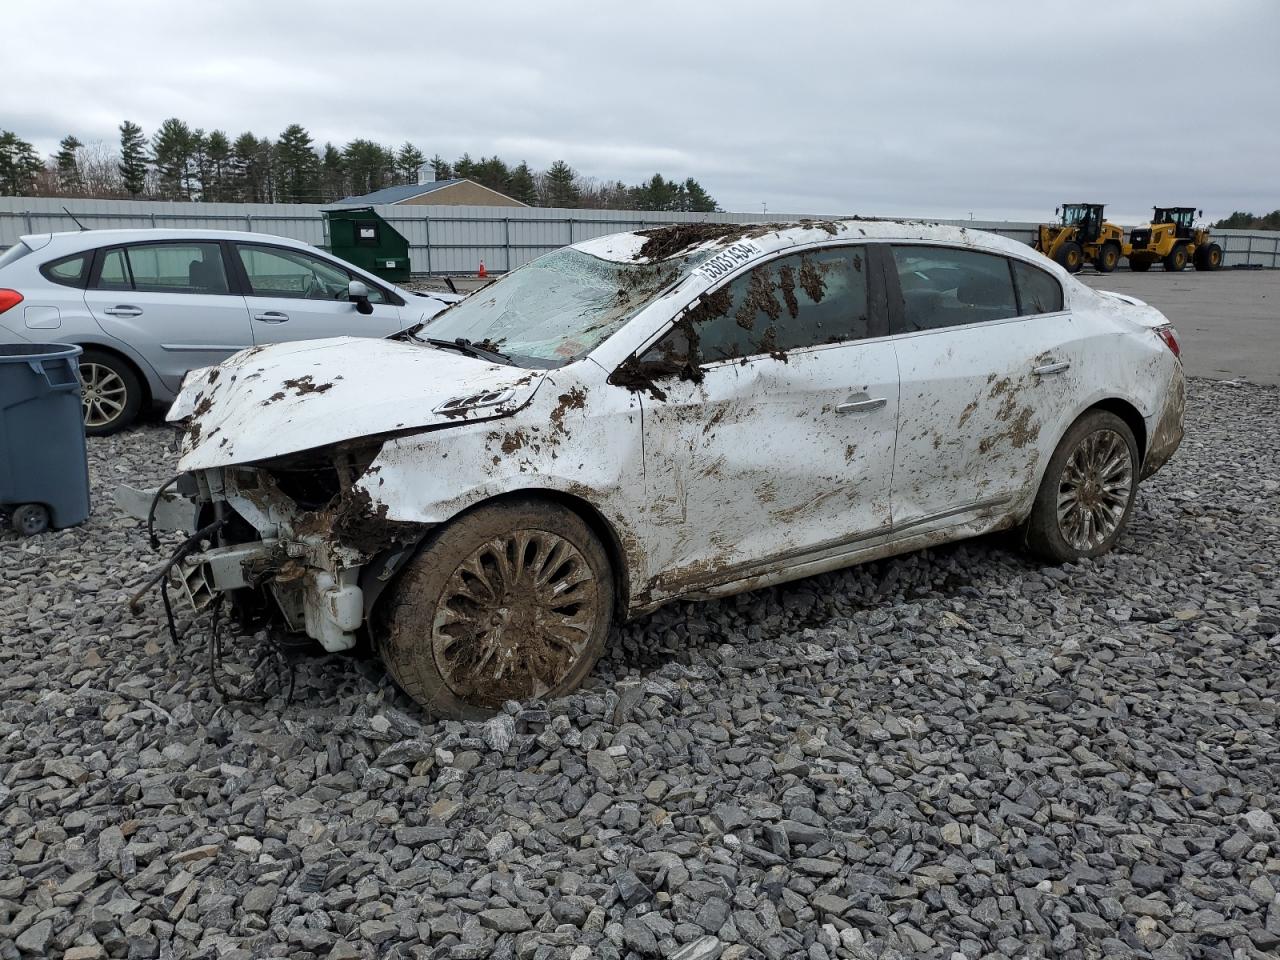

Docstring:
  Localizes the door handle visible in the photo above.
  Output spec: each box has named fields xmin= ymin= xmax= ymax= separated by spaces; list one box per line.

xmin=254 ymin=312 xmax=289 ymax=323
xmin=835 ymin=397 xmax=888 ymax=415
xmin=103 ymin=305 xmax=142 ymax=317
xmin=1032 ymin=360 xmax=1071 ymax=376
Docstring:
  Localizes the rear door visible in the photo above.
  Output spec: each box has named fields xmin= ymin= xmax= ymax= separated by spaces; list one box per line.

xmin=628 ymin=244 xmax=899 ymax=598
xmin=887 ymin=245 xmax=1075 ymax=526
xmin=231 ymin=242 xmax=405 ymax=344
xmin=82 ymin=240 xmax=253 ymax=392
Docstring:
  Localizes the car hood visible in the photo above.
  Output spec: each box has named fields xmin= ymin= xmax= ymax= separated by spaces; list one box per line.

xmin=171 ymin=337 xmax=547 ymax=470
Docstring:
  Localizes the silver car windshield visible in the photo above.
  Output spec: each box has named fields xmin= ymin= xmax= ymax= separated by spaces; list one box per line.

xmin=420 ymin=247 xmax=699 ymax=366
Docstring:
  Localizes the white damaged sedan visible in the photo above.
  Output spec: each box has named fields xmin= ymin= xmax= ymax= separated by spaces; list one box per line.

xmin=150 ymin=219 xmax=1184 ymax=717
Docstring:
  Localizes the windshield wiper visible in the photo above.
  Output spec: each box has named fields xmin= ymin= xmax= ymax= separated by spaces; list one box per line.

xmin=421 ymin=337 xmax=513 ymax=365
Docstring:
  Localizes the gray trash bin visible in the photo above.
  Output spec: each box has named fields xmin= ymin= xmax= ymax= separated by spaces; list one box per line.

xmin=0 ymin=343 xmax=91 ymax=535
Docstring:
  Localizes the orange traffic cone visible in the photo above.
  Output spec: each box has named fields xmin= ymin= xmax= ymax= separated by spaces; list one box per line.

xmin=478 ymin=260 xmax=487 ymax=278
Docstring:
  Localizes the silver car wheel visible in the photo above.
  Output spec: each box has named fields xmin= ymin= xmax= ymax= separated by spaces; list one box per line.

xmin=1056 ymin=428 xmax=1134 ymax=551
xmin=80 ymin=362 xmax=129 ymax=429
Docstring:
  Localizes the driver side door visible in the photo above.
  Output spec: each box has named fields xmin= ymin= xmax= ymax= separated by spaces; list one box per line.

xmin=231 ymin=242 xmax=405 ymax=344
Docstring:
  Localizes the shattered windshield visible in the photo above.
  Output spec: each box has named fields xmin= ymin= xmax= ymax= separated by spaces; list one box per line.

xmin=419 ymin=247 xmax=694 ymax=366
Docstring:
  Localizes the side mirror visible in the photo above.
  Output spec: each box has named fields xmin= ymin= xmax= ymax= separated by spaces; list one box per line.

xmin=1054 ymin=206 xmax=1060 ymax=217
xmin=348 ymin=280 xmax=374 ymax=315
xmin=1198 ymin=209 xmax=1203 ymax=218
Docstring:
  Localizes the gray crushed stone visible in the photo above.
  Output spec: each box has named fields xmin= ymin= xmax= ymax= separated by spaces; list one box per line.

xmin=1 ymin=378 xmax=1277 ymax=959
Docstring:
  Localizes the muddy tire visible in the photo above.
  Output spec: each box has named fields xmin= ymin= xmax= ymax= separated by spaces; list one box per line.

xmin=1023 ymin=410 xmax=1139 ymax=564
xmin=79 ymin=348 xmax=142 ymax=435
xmin=1095 ymin=243 xmax=1121 ymax=273
xmin=1054 ymin=241 xmax=1084 ymax=273
xmin=380 ymin=499 xmax=614 ymax=719
xmin=1163 ymin=244 xmax=1188 ymax=272
xmin=1129 ymin=259 xmax=1151 ymax=272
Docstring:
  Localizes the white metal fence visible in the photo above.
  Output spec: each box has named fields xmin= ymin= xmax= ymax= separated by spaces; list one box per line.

xmin=1 ymin=196 xmax=1276 ymax=272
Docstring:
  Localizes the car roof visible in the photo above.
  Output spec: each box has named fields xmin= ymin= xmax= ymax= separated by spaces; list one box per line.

xmin=16 ymin=228 xmax=318 ymax=253
xmin=571 ymin=217 xmax=1039 ymax=265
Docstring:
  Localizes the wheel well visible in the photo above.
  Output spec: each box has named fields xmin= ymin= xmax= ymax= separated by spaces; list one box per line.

xmin=458 ymin=488 xmax=632 ymax=612
xmin=1089 ymin=398 xmax=1147 ymax=464
xmin=76 ymin=344 xmax=153 ymax=406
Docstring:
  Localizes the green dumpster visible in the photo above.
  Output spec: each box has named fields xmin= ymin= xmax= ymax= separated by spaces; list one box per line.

xmin=323 ymin=207 xmax=412 ymax=283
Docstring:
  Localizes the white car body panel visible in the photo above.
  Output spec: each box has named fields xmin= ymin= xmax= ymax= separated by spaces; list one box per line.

xmin=159 ymin=218 xmax=1185 ymax=651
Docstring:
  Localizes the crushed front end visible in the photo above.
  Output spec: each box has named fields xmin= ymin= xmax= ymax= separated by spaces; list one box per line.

xmin=152 ymin=444 xmax=428 ymax=652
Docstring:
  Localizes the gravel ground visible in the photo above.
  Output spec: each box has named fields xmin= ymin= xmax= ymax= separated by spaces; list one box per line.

xmin=2 ymin=379 xmax=1277 ymax=960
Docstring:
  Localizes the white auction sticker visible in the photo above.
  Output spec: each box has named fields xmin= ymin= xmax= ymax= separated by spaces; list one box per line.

xmin=694 ymin=239 xmax=763 ymax=282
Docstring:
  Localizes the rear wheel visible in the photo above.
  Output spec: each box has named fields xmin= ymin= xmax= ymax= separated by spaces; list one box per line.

xmin=1163 ymin=244 xmax=1188 ymax=272
xmin=380 ymin=500 xmax=614 ymax=719
xmin=1024 ymin=410 xmax=1139 ymax=563
xmin=79 ymin=349 xmax=143 ymax=435
xmin=1055 ymin=241 xmax=1084 ymax=273
xmin=1095 ymin=243 xmax=1121 ymax=273
xmin=1129 ymin=259 xmax=1151 ymax=272
xmin=1194 ymin=242 xmax=1223 ymax=271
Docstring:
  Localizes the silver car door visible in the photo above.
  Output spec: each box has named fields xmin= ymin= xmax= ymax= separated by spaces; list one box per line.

xmin=82 ymin=240 xmax=252 ymax=393
xmin=232 ymin=243 xmax=405 ymax=343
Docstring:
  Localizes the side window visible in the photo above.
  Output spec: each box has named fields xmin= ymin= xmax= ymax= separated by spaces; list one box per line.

xmin=96 ymin=249 xmax=132 ymax=291
xmin=41 ymin=253 xmax=90 ymax=288
xmin=126 ymin=242 xmax=230 ymax=294
xmin=890 ymin=246 xmax=1018 ymax=333
xmin=692 ymin=247 xmax=871 ymax=363
xmin=1012 ymin=260 xmax=1064 ymax=315
xmin=236 ymin=245 xmax=386 ymax=303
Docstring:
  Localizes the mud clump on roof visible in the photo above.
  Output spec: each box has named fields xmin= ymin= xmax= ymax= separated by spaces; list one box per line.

xmin=282 ymin=374 xmax=334 ymax=397
xmin=634 ymin=223 xmax=750 ymax=261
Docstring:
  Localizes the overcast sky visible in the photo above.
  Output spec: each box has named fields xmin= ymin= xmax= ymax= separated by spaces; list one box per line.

xmin=5 ymin=0 xmax=1277 ymax=222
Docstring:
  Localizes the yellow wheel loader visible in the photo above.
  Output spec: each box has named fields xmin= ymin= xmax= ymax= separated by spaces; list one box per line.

xmin=1033 ymin=203 xmax=1130 ymax=274
xmin=1127 ymin=207 xmax=1222 ymax=272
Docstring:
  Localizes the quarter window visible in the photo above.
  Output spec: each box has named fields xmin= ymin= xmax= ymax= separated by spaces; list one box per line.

xmin=1012 ymin=259 xmax=1064 ymax=314
xmin=236 ymin=244 xmax=385 ymax=303
xmin=890 ymin=246 xmax=1018 ymax=332
xmin=41 ymin=253 xmax=90 ymax=288
xmin=96 ymin=249 xmax=132 ymax=290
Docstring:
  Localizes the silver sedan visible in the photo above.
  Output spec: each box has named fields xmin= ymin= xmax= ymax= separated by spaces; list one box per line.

xmin=0 ymin=228 xmax=457 ymax=433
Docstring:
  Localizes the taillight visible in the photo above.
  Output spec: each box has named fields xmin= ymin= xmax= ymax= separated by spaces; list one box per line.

xmin=0 ymin=289 xmax=22 ymax=315
xmin=1156 ymin=324 xmax=1181 ymax=358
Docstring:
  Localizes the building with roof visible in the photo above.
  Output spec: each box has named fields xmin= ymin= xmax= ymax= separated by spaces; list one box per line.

xmin=335 ymin=179 xmax=526 ymax=207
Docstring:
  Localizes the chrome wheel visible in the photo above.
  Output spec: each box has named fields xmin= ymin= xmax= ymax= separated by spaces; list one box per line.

xmin=432 ymin=530 xmax=600 ymax=706
xmin=1056 ymin=428 xmax=1134 ymax=551
xmin=80 ymin=362 xmax=129 ymax=429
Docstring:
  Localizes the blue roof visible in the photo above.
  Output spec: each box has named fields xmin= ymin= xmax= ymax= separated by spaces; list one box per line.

xmin=337 ymin=180 xmax=464 ymax=205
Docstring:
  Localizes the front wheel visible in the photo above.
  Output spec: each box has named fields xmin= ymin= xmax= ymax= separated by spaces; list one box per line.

xmin=1095 ymin=243 xmax=1121 ymax=273
xmin=380 ymin=500 xmax=614 ymax=719
xmin=1055 ymin=241 xmax=1084 ymax=273
xmin=1163 ymin=244 xmax=1188 ymax=272
xmin=1024 ymin=410 xmax=1139 ymax=563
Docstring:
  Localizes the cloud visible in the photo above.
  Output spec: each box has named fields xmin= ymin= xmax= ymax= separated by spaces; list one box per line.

xmin=3 ymin=0 xmax=1276 ymax=221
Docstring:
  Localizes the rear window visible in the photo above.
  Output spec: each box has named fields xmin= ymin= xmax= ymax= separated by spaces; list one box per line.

xmin=41 ymin=253 xmax=91 ymax=288
xmin=0 ymin=243 xmax=32 ymax=270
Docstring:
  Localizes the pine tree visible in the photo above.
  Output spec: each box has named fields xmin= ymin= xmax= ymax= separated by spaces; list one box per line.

xmin=507 ymin=162 xmax=537 ymax=206
xmin=395 ymin=142 xmax=426 ymax=185
xmin=343 ymin=140 xmax=395 ymax=195
xmin=53 ymin=135 xmax=84 ymax=193
xmin=118 ymin=121 xmax=148 ymax=198
xmin=682 ymin=177 xmax=719 ymax=213
xmin=428 ymin=154 xmax=452 ymax=181
xmin=320 ymin=143 xmax=347 ymax=201
xmin=452 ymin=153 xmax=476 ymax=180
xmin=151 ymin=118 xmax=195 ymax=200
xmin=188 ymin=129 xmax=208 ymax=200
xmin=274 ymin=124 xmax=320 ymax=202
xmin=542 ymin=160 xmax=580 ymax=208
xmin=0 ymin=131 xmax=43 ymax=196
xmin=203 ymin=131 xmax=231 ymax=202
